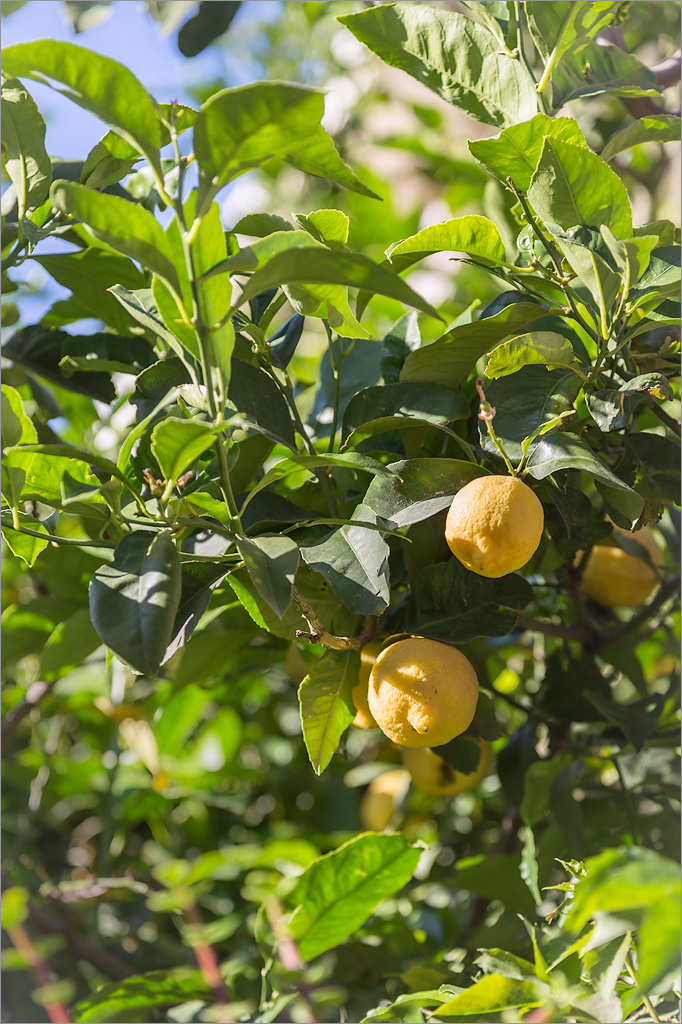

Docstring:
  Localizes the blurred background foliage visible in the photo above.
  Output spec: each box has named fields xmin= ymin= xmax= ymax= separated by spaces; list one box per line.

xmin=1 ymin=3 xmax=680 ymax=1023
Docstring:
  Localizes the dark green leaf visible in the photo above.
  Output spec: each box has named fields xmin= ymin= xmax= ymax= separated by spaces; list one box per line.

xmin=2 ymin=40 xmax=162 ymax=174
xmin=287 ymin=832 xmax=421 ymax=959
xmin=526 ymin=433 xmax=642 ymax=505
xmin=380 ymin=311 xmax=421 ymax=384
xmin=228 ymin=359 xmax=296 ymax=448
xmin=338 ymin=3 xmax=538 ymax=127
xmin=400 ymin=303 xmax=548 ymax=385
xmin=363 ymin=458 xmax=488 ymax=528
xmin=300 ymin=504 xmax=390 ymax=617
xmin=457 ymin=851 xmax=536 ymax=915
xmin=408 ymin=558 xmax=533 ymax=643
xmin=177 ymin=1 xmax=241 ymax=57
xmin=298 ymin=648 xmax=358 ymax=775
xmin=237 ymin=534 xmax=299 ymax=619
xmin=1 ymin=75 xmax=51 ymax=216
xmin=2 ymin=325 xmax=117 ymax=401
xmin=601 ymin=113 xmax=681 ymax=163
xmin=623 ymin=433 xmax=681 ymax=506
xmin=163 ymin=559 xmax=227 ymax=663
xmin=71 ymin=969 xmax=211 ymax=1024
xmin=550 ymin=37 xmax=659 ymax=107
xmin=342 ymin=382 xmax=469 ymax=449
xmin=585 ymin=692 xmax=666 ymax=751
xmin=40 ymin=607 xmax=100 ymax=682
xmin=468 ymin=113 xmax=586 ymax=191
xmin=311 ymin=338 xmax=382 ymax=437
xmin=89 ymin=531 xmax=182 ymax=676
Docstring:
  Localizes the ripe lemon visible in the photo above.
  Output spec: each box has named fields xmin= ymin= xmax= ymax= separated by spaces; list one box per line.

xmin=367 ymin=637 xmax=479 ymax=749
xmin=401 ymin=740 xmax=493 ymax=797
xmin=360 ymin=768 xmax=410 ymax=831
xmin=580 ymin=526 xmax=662 ymax=608
xmin=445 ymin=475 xmax=544 ymax=578
xmin=351 ymin=640 xmax=383 ymax=729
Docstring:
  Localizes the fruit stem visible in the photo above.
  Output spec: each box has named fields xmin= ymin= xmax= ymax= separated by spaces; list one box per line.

xmin=476 ymin=379 xmax=518 ymax=477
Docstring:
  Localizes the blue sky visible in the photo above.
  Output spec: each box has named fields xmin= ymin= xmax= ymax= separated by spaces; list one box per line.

xmin=2 ymin=0 xmax=279 ymax=158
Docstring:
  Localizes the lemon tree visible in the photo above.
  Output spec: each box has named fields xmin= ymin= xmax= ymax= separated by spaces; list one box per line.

xmin=1 ymin=2 xmax=680 ymax=1023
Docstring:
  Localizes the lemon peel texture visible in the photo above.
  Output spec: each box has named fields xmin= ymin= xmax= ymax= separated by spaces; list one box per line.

xmin=368 ymin=637 xmax=479 ymax=749
xmin=351 ymin=640 xmax=383 ymax=729
xmin=445 ymin=475 xmax=544 ymax=578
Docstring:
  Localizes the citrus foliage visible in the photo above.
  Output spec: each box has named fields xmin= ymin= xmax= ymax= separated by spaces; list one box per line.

xmin=1 ymin=2 xmax=680 ymax=1023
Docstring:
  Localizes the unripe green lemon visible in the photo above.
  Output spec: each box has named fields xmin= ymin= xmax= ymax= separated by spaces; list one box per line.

xmin=445 ymin=475 xmax=544 ymax=578
xmin=368 ymin=637 xmax=479 ymax=749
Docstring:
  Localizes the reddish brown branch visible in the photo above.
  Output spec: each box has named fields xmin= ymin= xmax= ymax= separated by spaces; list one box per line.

xmin=6 ymin=923 xmax=72 ymax=1024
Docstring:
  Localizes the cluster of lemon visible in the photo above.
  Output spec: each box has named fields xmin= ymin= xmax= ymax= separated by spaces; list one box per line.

xmin=353 ymin=475 xmax=663 ymax=831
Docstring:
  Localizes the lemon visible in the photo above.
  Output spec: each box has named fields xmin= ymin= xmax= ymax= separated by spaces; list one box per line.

xmin=445 ymin=475 xmax=544 ymax=578
xmin=351 ymin=640 xmax=383 ymax=729
xmin=401 ymin=740 xmax=493 ymax=797
xmin=368 ymin=637 xmax=479 ymax=749
xmin=360 ymin=768 xmax=410 ymax=831
xmin=580 ymin=526 xmax=662 ymax=608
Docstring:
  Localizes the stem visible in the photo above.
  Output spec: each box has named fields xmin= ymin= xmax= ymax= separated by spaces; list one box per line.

xmin=507 ymin=179 xmax=601 ymax=345
xmin=6 ymin=923 xmax=73 ymax=1023
xmin=183 ymin=902 xmax=235 ymax=1023
xmin=476 ymin=379 xmax=517 ymax=477
xmin=1 ymin=520 xmax=117 ymax=548
xmin=291 ymin=588 xmax=367 ymax=650
xmin=168 ymin=108 xmax=242 ymax=533
xmin=265 ymin=900 xmax=318 ymax=1024
xmin=625 ymin=954 xmax=661 ymax=1023
xmin=516 ymin=2 xmax=548 ymax=114
xmin=614 ymin=757 xmax=640 ymax=845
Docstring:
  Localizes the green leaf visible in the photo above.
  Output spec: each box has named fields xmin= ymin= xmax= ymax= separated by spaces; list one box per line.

xmin=228 ymin=359 xmax=296 ymax=449
xmin=240 ymin=452 xmax=391 ymax=515
xmin=399 ymin=302 xmax=548 ymax=385
xmin=108 ymin=285 xmax=187 ymax=358
xmin=40 ymin=607 xmax=100 ymax=682
xmin=298 ymin=648 xmax=358 ymax=775
xmin=50 ymin=180 xmax=180 ymax=291
xmin=71 ymin=969 xmax=211 ymax=1024
xmin=194 ymin=81 xmax=324 ymax=210
xmin=35 ymin=249 xmax=148 ymax=335
xmin=1 ymin=384 xmax=37 ymax=450
xmin=520 ymin=824 xmax=541 ymax=906
xmin=408 ymin=558 xmax=533 ymax=644
xmin=479 ymin=366 xmax=582 ymax=464
xmin=526 ymin=433 xmax=642 ymax=503
xmin=163 ymin=559 xmax=228 ymax=663
xmin=2 ymin=512 xmax=50 ymax=567
xmin=287 ymin=832 xmax=421 ymax=958
xmin=637 ymin=897 xmax=682 ymax=994
xmin=475 ymin=949 xmax=537 ymax=982
xmin=437 ymin=975 xmax=545 ymax=1015
xmin=550 ymin=36 xmax=659 ymax=108
xmin=381 ymin=312 xmax=421 ymax=385
xmin=231 ymin=246 xmax=441 ymax=322
xmin=468 ymin=113 xmax=587 ymax=191
xmin=549 ymin=231 xmax=622 ymax=319
xmin=81 ymin=131 xmax=139 ymax=189
xmin=385 ymin=215 xmax=507 ymax=272
xmin=1 ymin=75 xmax=51 ymax=217
xmin=526 ymin=2 xmax=624 ymax=71
xmin=150 ymin=418 xmax=220 ymax=488
xmin=237 ymin=534 xmax=299 ymax=619
xmin=285 ymin=125 xmax=380 ymax=199
xmin=601 ymin=113 xmax=681 ymax=163
xmin=300 ymin=503 xmax=390 ymax=617
xmin=585 ymin=692 xmax=666 ymax=752
xmin=528 ymin=138 xmax=632 ymax=239
xmin=342 ymin=382 xmax=469 ymax=449
xmin=338 ymin=3 xmax=538 ymax=127
xmin=485 ymin=331 xmax=581 ymax=379
xmin=623 ymin=433 xmax=681 ymax=507
xmin=190 ymin=199 xmax=235 ymax=385
xmin=363 ymin=458 xmax=488 ymax=528
xmin=177 ymin=0 xmax=241 ymax=57
xmin=89 ymin=531 xmax=182 ymax=676
xmin=2 ymin=447 xmax=110 ymax=517
xmin=2 ymin=40 xmax=162 ymax=174
xmin=0 ymin=887 xmax=29 ymax=929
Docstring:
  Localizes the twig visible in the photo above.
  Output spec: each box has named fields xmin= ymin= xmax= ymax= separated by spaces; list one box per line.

xmin=265 ymin=900 xmax=318 ymax=1024
xmin=291 ymin=588 xmax=367 ymax=650
xmin=648 ymin=399 xmax=681 ymax=437
xmin=476 ymin=379 xmax=517 ymax=476
xmin=516 ymin=614 xmax=584 ymax=642
xmin=588 ymin=577 xmax=681 ymax=653
xmin=625 ymin=954 xmax=662 ymax=1023
xmin=183 ymin=902 xmax=235 ymax=1022
xmin=4 ymin=922 xmax=73 ymax=1023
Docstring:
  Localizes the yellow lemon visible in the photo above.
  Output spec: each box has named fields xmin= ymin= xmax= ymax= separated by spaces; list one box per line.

xmin=580 ymin=526 xmax=662 ymax=608
xmin=351 ymin=640 xmax=383 ymax=729
xmin=360 ymin=768 xmax=410 ymax=831
xmin=401 ymin=740 xmax=493 ymax=797
xmin=445 ymin=475 xmax=544 ymax=578
xmin=368 ymin=637 xmax=479 ymax=749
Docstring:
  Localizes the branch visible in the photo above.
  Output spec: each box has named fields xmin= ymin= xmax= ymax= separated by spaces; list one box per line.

xmin=516 ymin=614 xmax=584 ymax=642
xmin=265 ymin=900 xmax=318 ymax=1024
xmin=291 ymin=588 xmax=368 ymax=650
xmin=588 ymin=576 xmax=681 ymax=653
xmin=2 ymin=680 xmax=55 ymax=749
